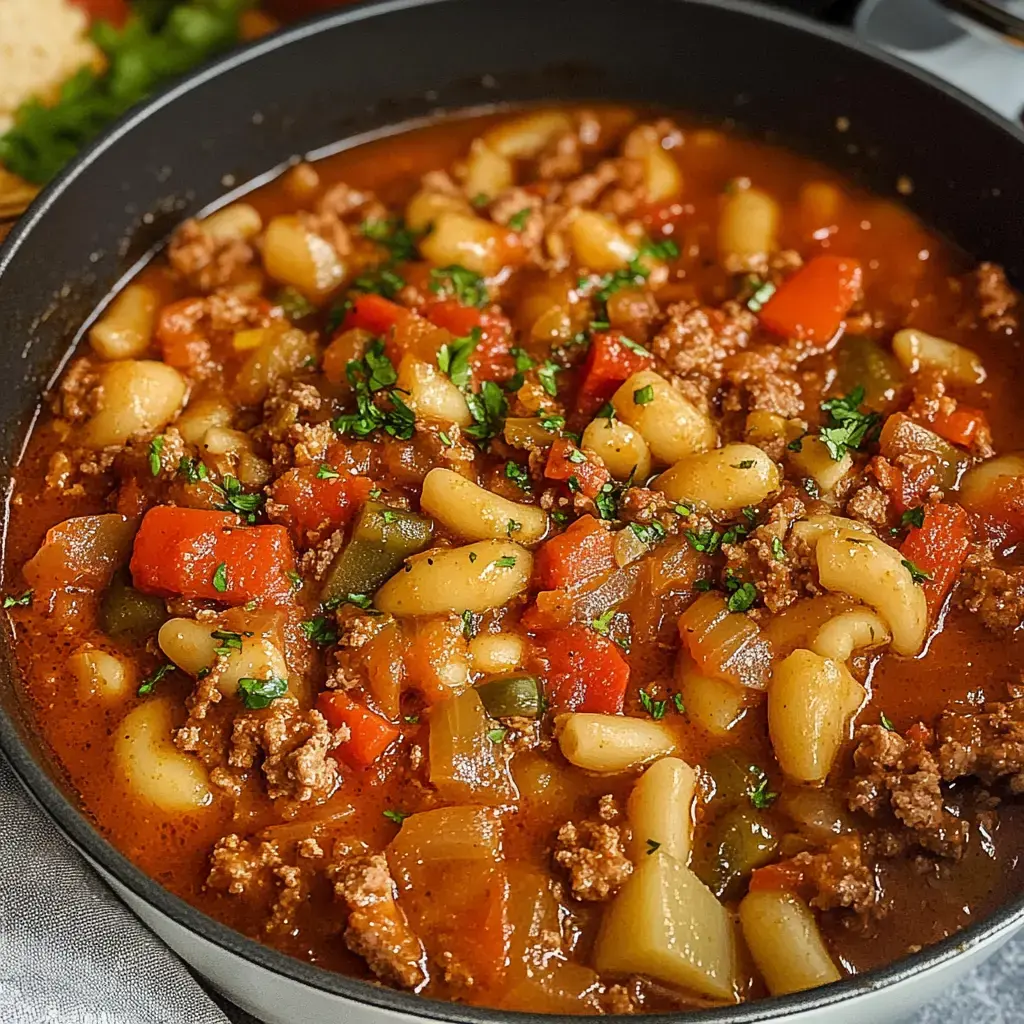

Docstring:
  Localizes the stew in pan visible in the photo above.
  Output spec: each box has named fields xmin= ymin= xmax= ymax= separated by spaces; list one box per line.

xmin=7 ymin=106 xmax=1024 ymax=1012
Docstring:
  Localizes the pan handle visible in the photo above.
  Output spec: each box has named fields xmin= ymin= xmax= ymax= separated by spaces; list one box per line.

xmin=935 ymin=0 xmax=1024 ymax=45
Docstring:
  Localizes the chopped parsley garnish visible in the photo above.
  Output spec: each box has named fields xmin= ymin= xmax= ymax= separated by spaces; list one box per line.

xmin=505 ymin=460 xmax=531 ymax=491
xmin=695 ymin=580 xmax=715 ymax=591
xmin=726 ymin=579 xmax=758 ymax=613
xmin=594 ymin=483 xmax=618 ymax=520
xmin=539 ymin=413 xmax=565 ymax=433
xmin=439 ymin=431 xmax=454 ymax=448
xmin=494 ymin=555 xmax=517 ymax=569
xmin=360 ymin=218 xmax=421 ymax=263
xmin=645 ymin=838 xmax=661 ymax=855
xmin=901 ymin=506 xmax=926 ymax=530
xmin=383 ymin=808 xmax=410 ymax=824
xmin=630 ymin=521 xmax=666 ymax=546
xmin=137 ymin=663 xmax=174 ymax=697
xmin=3 ymin=590 xmax=32 ymax=609
xmin=742 ymin=507 xmax=759 ymax=523
xmin=212 ymin=563 xmax=228 ymax=593
xmin=745 ymin=277 xmax=777 ymax=313
xmin=216 ymin=475 xmax=265 ymax=523
xmin=461 ymin=610 xmax=479 ymax=640
xmin=300 ymin=616 xmax=338 ymax=646
xmin=404 ymin=714 xmax=420 ymax=724
xmin=880 ymin=710 xmax=896 ymax=732
xmin=674 ymin=503 xmax=692 ymax=517
xmin=673 ymin=693 xmax=685 ymax=714
xmin=551 ymin=509 xmax=570 ymax=526
xmin=464 ymin=381 xmax=508 ymax=445
xmin=507 ymin=208 xmax=532 ymax=232
xmin=787 ymin=435 xmax=806 ymax=452
xmin=316 ymin=464 xmax=340 ymax=480
xmin=639 ymin=688 xmax=669 ymax=720
xmin=430 ymin=264 xmax=488 ymax=308
xmin=276 ymin=286 xmax=316 ymax=321
xmin=286 ymin=570 xmax=303 ymax=591
xmin=346 ymin=266 xmax=406 ymax=307
xmin=567 ymin=476 xmax=582 ymax=493
xmin=332 ymin=340 xmax=414 ymax=441
xmin=902 ymin=558 xmax=933 ymax=585
xmin=487 ymin=727 xmax=507 ymax=744
xmin=567 ymin=447 xmax=587 ymax=465
xmin=771 ymin=537 xmax=786 ymax=561
xmin=591 ymin=608 xmax=616 ymax=636
xmin=685 ymin=529 xmax=722 ymax=555
xmin=210 ymin=629 xmax=252 ymax=656
xmin=345 ymin=593 xmax=374 ymax=610
xmin=512 ymin=347 xmax=536 ymax=372
xmin=633 ymin=384 xmax=655 ymax=406
xmin=381 ymin=510 xmax=398 ymax=524
xmin=733 ymin=459 xmax=755 ymax=469
xmin=720 ymin=523 xmax=749 ymax=546
xmin=596 ymin=401 xmax=616 ymax=423
xmin=537 ymin=360 xmax=560 ymax=397
xmin=238 ymin=675 xmax=288 ymax=710
xmin=638 ymin=237 xmax=680 ymax=261
xmin=437 ymin=326 xmax=481 ymax=389
xmin=747 ymin=765 xmax=778 ymax=809
xmin=819 ymin=386 xmax=881 ymax=461
xmin=148 ymin=435 xmax=164 ymax=476
xmin=177 ymin=456 xmax=208 ymax=484
xmin=471 ymin=192 xmax=490 ymax=208
xmin=507 ymin=519 xmax=521 ymax=536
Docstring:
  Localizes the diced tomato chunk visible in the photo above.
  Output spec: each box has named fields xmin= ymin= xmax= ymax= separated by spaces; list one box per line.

xmin=156 ymin=297 xmax=209 ymax=369
xmin=577 ymin=331 xmax=653 ymax=416
xmin=342 ymin=293 xmax=410 ymax=336
xmin=130 ymin=507 xmax=296 ymax=605
xmin=930 ymin=405 xmax=989 ymax=449
xmin=69 ymin=0 xmax=128 ymax=25
xmin=426 ymin=300 xmax=515 ymax=382
xmin=748 ymin=861 xmax=808 ymax=895
xmin=900 ymin=503 xmax=973 ymax=617
xmin=759 ymin=256 xmax=862 ymax=346
xmin=533 ymin=515 xmax=616 ymax=592
xmin=544 ymin=438 xmax=611 ymax=499
xmin=317 ymin=691 xmax=400 ymax=768
xmin=538 ymin=626 xmax=629 ymax=714
xmin=269 ymin=468 xmax=373 ymax=539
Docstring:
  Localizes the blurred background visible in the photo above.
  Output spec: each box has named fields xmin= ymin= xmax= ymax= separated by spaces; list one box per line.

xmin=2 ymin=0 xmax=1023 ymax=223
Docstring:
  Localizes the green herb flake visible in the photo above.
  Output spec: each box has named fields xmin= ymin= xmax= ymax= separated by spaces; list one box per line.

xmin=464 ymin=380 xmax=509 ymax=446
xmin=638 ymin=237 xmax=680 ymax=262
xmin=787 ymin=435 xmax=805 ymax=453
xmin=177 ymin=456 xmax=208 ymax=484
xmin=210 ymin=628 xmax=252 ymax=656
xmin=286 ymin=570 xmax=303 ymax=591
xmin=300 ymin=616 xmax=339 ymax=646
xmin=276 ymin=286 xmax=315 ymax=321
xmin=3 ymin=590 xmax=32 ymax=609
xmin=901 ymin=507 xmax=926 ymax=530
xmin=733 ymin=459 xmax=755 ymax=469
xmin=316 ymin=464 xmax=340 ymax=480
xmin=771 ymin=537 xmax=786 ymax=561
xmin=429 ymin=265 xmax=488 ymax=308
xmin=507 ymin=208 xmax=532 ymax=232
xmin=148 ymin=435 xmax=164 ymax=476
xmin=537 ymin=360 xmax=560 ymax=398
xmin=880 ymin=710 xmax=896 ymax=732
xmin=383 ymin=808 xmax=410 ymax=824
xmin=685 ymin=529 xmax=722 ymax=555
xmin=567 ymin=476 xmax=582 ymax=494
xmin=673 ymin=693 xmax=685 ymax=714
xmin=633 ymin=384 xmax=655 ymax=406
xmin=216 ymin=475 xmax=265 ymax=523
xmin=674 ymin=503 xmax=692 ymax=517
xmin=137 ymin=663 xmax=174 ymax=697
xmin=726 ymin=580 xmax=758 ymax=613
xmin=639 ymin=688 xmax=669 ymax=720
xmin=487 ymin=727 xmax=507 ymax=744
xmin=238 ymin=675 xmax=288 ymax=710
xmin=506 ymin=519 xmax=521 ymax=537
xmin=212 ymin=562 xmax=228 ymax=593
xmin=462 ymin=609 xmax=478 ymax=640
xmin=360 ymin=218 xmax=421 ymax=263
xmin=747 ymin=765 xmax=778 ymax=810
xmin=630 ymin=521 xmax=666 ymax=546
xmin=819 ymin=386 xmax=882 ymax=462
xmin=345 ymin=593 xmax=373 ymax=610
xmin=404 ymin=714 xmax=420 ymax=725
xmin=539 ymin=413 xmax=565 ymax=433
xmin=902 ymin=558 xmax=933 ymax=585
xmin=494 ymin=556 xmax=517 ymax=569
xmin=551 ymin=510 xmax=570 ymax=526
xmin=505 ymin=460 xmax=531 ymax=491
xmin=437 ymin=326 xmax=482 ymax=389
xmin=746 ymin=278 xmax=777 ymax=313
xmin=591 ymin=608 xmax=616 ymax=636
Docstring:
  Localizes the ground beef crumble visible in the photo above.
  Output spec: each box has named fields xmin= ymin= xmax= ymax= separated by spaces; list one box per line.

xmin=936 ymin=699 xmax=1024 ymax=792
xmin=553 ymin=796 xmax=632 ymax=902
xmin=788 ymin=834 xmax=877 ymax=913
xmin=957 ymin=550 xmax=1024 ymax=634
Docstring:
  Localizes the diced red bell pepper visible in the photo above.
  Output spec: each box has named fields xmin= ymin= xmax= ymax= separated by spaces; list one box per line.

xmin=577 ymin=331 xmax=653 ymax=416
xmin=869 ymin=455 xmax=937 ymax=516
xmin=544 ymin=438 xmax=611 ymax=499
xmin=426 ymin=300 xmax=515 ymax=382
xmin=930 ymin=405 xmax=990 ymax=449
xmin=900 ymin=503 xmax=973 ymax=618
xmin=269 ymin=468 xmax=373 ymax=540
xmin=69 ymin=0 xmax=128 ymax=25
xmin=748 ymin=860 xmax=809 ymax=895
xmin=130 ymin=507 xmax=296 ymax=605
xmin=342 ymin=293 xmax=410 ymax=336
xmin=533 ymin=515 xmax=617 ymax=592
xmin=539 ymin=626 xmax=629 ymax=714
xmin=759 ymin=256 xmax=862 ymax=346
xmin=317 ymin=691 xmax=400 ymax=768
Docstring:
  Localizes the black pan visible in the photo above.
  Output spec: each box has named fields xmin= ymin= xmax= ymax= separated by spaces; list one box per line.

xmin=2 ymin=1 xmax=1023 ymax=1022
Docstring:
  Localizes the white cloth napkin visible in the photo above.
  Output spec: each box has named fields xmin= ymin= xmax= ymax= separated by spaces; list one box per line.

xmin=0 ymin=754 xmax=230 ymax=1024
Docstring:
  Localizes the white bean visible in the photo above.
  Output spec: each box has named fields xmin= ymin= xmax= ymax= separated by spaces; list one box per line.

xmin=89 ymin=282 xmax=161 ymax=361
xmin=788 ymin=435 xmax=853 ymax=495
xmin=656 ymin=443 xmax=780 ymax=513
xmin=419 ymin=212 xmax=507 ymax=277
xmin=468 ymin=633 xmax=526 ymax=675
xmin=581 ymin=418 xmax=652 ymax=481
xmin=812 ymin=607 xmax=891 ymax=662
xmin=375 ymin=541 xmax=532 ymax=616
xmin=556 ymin=713 xmax=676 ymax=773
xmin=421 ymin=468 xmax=548 ymax=544
xmin=70 ymin=648 xmax=129 ymax=700
xmin=263 ymin=214 xmax=345 ymax=302
xmin=570 ymin=211 xmax=638 ymax=273
xmin=82 ymin=360 xmax=187 ymax=448
xmin=627 ymin=756 xmax=696 ymax=862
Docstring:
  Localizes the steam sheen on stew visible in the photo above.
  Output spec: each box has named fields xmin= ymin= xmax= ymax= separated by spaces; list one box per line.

xmin=7 ymin=107 xmax=1024 ymax=1013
